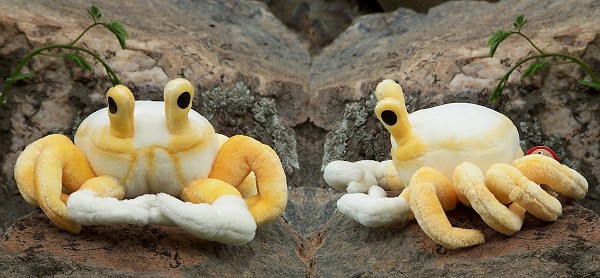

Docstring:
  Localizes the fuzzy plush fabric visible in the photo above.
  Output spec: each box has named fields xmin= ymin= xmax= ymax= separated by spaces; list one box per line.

xmin=14 ymin=78 xmax=287 ymax=245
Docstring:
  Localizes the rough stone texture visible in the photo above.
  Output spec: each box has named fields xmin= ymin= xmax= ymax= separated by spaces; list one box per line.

xmin=312 ymin=0 xmax=600 ymax=213
xmin=284 ymin=187 xmax=341 ymax=237
xmin=376 ymin=0 xmax=500 ymax=13
xmin=258 ymin=0 xmax=385 ymax=56
xmin=199 ymin=83 xmax=299 ymax=175
xmin=314 ymin=201 xmax=600 ymax=277
xmin=0 ymin=211 xmax=305 ymax=277
xmin=2 ymin=0 xmax=600 ymax=276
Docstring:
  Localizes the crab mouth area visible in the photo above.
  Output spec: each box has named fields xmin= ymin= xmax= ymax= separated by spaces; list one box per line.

xmin=120 ymin=146 xmax=191 ymax=198
xmin=84 ymin=137 xmax=219 ymax=199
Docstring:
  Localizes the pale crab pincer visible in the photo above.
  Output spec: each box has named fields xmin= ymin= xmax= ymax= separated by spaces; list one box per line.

xmin=14 ymin=78 xmax=287 ymax=245
xmin=324 ymin=79 xmax=588 ymax=249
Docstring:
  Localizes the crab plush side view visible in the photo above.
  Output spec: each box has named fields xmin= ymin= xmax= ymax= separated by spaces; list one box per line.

xmin=14 ymin=78 xmax=288 ymax=245
xmin=324 ymin=79 xmax=588 ymax=249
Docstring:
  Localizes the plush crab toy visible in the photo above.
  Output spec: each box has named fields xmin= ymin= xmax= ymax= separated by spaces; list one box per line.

xmin=14 ymin=78 xmax=288 ymax=245
xmin=324 ymin=79 xmax=588 ymax=249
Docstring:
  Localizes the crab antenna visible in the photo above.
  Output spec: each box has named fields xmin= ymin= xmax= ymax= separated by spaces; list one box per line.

xmin=164 ymin=78 xmax=194 ymax=134
xmin=106 ymin=85 xmax=135 ymax=138
xmin=374 ymin=80 xmax=414 ymax=146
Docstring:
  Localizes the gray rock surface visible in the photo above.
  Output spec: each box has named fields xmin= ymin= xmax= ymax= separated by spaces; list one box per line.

xmin=314 ymin=202 xmax=600 ymax=277
xmin=0 ymin=210 xmax=306 ymax=277
xmin=1 ymin=0 xmax=599 ymax=276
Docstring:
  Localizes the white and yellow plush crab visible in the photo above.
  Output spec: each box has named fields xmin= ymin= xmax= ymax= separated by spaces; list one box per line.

xmin=14 ymin=78 xmax=287 ymax=245
xmin=324 ymin=79 xmax=588 ymax=249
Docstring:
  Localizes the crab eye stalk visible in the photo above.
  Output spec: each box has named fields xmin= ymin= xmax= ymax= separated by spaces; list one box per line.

xmin=375 ymin=79 xmax=405 ymax=102
xmin=106 ymin=85 xmax=135 ymax=138
xmin=374 ymin=79 xmax=414 ymax=145
xmin=164 ymin=78 xmax=195 ymax=134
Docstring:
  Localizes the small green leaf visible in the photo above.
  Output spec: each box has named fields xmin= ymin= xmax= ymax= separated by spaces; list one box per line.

xmin=102 ymin=20 xmax=128 ymax=49
xmin=513 ymin=15 xmax=527 ymax=31
xmin=578 ymin=80 xmax=600 ymax=90
xmin=5 ymin=72 xmax=34 ymax=83
xmin=64 ymin=53 xmax=93 ymax=72
xmin=521 ymin=61 xmax=548 ymax=79
xmin=488 ymin=29 xmax=513 ymax=57
xmin=87 ymin=5 xmax=102 ymax=22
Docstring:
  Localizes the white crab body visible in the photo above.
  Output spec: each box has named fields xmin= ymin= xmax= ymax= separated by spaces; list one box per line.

xmin=74 ymin=101 xmax=220 ymax=198
xmin=393 ymin=103 xmax=520 ymax=185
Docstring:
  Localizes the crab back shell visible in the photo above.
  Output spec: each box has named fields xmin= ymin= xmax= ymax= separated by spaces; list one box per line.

xmin=392 ymin=103 xmax=520 ymax=184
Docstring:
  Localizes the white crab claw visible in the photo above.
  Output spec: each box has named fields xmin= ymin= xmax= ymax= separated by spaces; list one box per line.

xmin=337 ymin=185 xmax=409 ymax=228
xmin=155 ymin=193 xmax=257 ymax=246
xmin=324 ymin=160 xmax=378 ymax=193
xmin=67 ymin=190 xmax=175 ymax=226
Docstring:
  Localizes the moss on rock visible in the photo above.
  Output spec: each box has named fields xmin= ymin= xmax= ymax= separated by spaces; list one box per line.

xmin=200 ymin=82 xmax=299 ymax=175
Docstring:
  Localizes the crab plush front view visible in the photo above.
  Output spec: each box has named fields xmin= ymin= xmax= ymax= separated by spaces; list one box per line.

xmin=14 ymin=78 xmax=287 ymax=245
xmin=324 ymin=79 xmax=588 ymax=249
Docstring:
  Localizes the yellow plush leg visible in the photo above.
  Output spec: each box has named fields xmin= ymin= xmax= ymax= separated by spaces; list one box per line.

xmin=409 ymin=167 xmax=484 ymax=249
xmin=398 ymin=188 xmax=414 ymax=221
xmin=383 ymin=160 xmax=405 ymax=191
xmin=454 ymin=163 xmax=525 ymax=236
xmin=216 ymin=134 xmax=257 ymax=199
xmin=181 ymin=178 xmax=242 ymax=204
xmin=486 ymin=163 xmax=561 ymax=221
xmin=78 ymin=175 xmax=126 ymax=199
xmin=512 ymin=154 xmax=588 ymax=200
xmin=14 ymin=134 xmax=90 ymax=206
xmin=19 ymin=135 xmax=96 ymax=234
xmin=209 ymin=135 xmax=287 ymax=226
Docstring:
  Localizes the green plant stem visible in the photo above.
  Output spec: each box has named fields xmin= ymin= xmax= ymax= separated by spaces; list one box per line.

xmin=514 ymin=31 xmax=545 ymax=55
xmin=491 ymin=53 xmax=600 ymax=102
xmin=68 ymin=22 xmax=100 ymax=46
xmin=0 ymin=44 xmax=119 ymax=105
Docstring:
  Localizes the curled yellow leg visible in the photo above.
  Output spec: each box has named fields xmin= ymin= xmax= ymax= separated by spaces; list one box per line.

xmin=512 ymin=154 xmax=588 ymax=200
xmin=209 ymin=135 xmax=287 ymax=226
xmin=216 ymin=134 xmax=257 ymax=198
xmin=14 ymin=134 xmax=96 ymax=234
xmin=486 ymin=163 xmax=561 ymax=222
xmin=181 ymin=178 xmax=242 ymax=204
xmin=409 ymin=167 xmax=483 ymax=249
xmin=454 ymin=163 xmax=525 ymax=236
xmin=77 ymin=175 xmax=126 ymax=199
xmin=14 ymin=135 xmax=88 ymax=206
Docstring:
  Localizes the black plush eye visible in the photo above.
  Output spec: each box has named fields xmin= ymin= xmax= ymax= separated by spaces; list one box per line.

xmin=108 ymin=96 xmax=118 ymax=114
xmin=177 ymin=92 xmax=191 ymax=109
xmin=381 ymin=110 xmax=397 ymax=126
